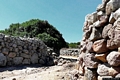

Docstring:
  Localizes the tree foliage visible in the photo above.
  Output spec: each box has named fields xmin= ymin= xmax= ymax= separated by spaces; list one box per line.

xmin=68 ymin=42 xmax=80 ymax=48
xmin=0 ymin=19 xmax=68 ymax=54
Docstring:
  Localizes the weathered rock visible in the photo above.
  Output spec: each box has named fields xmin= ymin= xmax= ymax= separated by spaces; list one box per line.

xmin=95 ymin=53 xmax=108 ymax=62
xmin=83 ymin=30 xmax=91 ymax=40
xmin=86 ymin=41 xmax=94 ymax=52
xmin=106 ymin=0 xmax=120 ymax=15
xmin=22 ymin=59 xmax=30 ymax=64
xmin=107 ymin=39 xmax=118 ymax=50
xmin=97 ymin=0 xmax=110 ymax=11
xmin=84 ymin=67 xmax=97 ymax=80
xmin=92 ymin=39 xmax=108 ymax=53
xmin=108 ymin=67 xmax=120 ymax=77
xmin=97 ymin=11 xmax=104 ymax=20
xmin=85 ymin=12 xmax=97 ymax=24
xmin=12 ymin=44 xmax=17 ymax=48
xmin=102 ymin=24 xmax=112 ymax=39
xmin=20 ymin=53 xmax=30 ymax=59
xmin=30 ymin=53 xmax=38 ymax=64
xmin=113 ymin=8 xmax=120 ymax=20
xmin=99 ymin=15 xmax=108 ymax=26
xmin=8 ymin=52 xmax=16 ymax=58
xmin=97 ymin=64 xmax=110 ymax=76
xmin=107 ymin=51 xmax=120 ymax=66
xmin=97 ymin=4 xmax=105 ymax=12
xmin=39 ymin=59 xmax=45 ymax=65
xmin=13 ymin=57 xmax=23 ymax=65
xmin=0 ymin=53 xmax=7 ymax=66
xmin=83 ymin=53 xmax=98 ymax=69
xmin=2 ymin=48 xmax=9 ymax=55
xmin=23 ymin=49 xmax=29 ymax=54
xmin=89 ymin=27 xmax=102 ymax=41
xmin=93 ymin=20 xmax=101 ymax=28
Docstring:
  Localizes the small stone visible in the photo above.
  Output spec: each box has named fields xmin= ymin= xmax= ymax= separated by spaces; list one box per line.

xmin=8 ymin=52 xmax=16 ymax=58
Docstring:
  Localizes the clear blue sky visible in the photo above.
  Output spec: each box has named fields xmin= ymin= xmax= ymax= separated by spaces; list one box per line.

xmin=0 ymin=0 xmax=101 ymax=43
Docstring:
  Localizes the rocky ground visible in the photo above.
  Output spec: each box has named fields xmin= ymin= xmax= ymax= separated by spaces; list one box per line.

xmin=0 ymin=56 xmax=83 ymax=80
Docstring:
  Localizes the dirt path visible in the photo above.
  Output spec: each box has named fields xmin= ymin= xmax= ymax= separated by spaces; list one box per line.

xmin=0 ymin=62 xmax=76 ymax=80
xmin=0 ymin=56 xmax=84 ymax=80
xmin=0 ymin=66 xmax=67 ymax=80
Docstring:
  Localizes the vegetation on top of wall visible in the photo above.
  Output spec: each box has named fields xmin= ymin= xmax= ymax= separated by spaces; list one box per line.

xmin=0 ymin=19 xmax=68 ymax=55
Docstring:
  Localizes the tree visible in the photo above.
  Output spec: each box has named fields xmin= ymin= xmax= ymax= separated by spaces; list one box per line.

xmin=0 ymin=19 xmax=68 ymax=55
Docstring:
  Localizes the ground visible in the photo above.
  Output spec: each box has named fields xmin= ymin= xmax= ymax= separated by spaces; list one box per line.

xmin=0 ymin=56 xmax=82 ymax=80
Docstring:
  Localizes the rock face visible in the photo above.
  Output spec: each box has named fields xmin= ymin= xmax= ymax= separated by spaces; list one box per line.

xmin=78 ymin=0 xmax=120 ymax=79
xmin=0 ymin=33 xmax=53 ymax=66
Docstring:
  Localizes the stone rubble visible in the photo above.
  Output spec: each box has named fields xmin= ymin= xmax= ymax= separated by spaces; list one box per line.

xmin=0 ymin=33 xmax=54 ymax=66
xmin=77 ymin=0 xmax=120 ymax=79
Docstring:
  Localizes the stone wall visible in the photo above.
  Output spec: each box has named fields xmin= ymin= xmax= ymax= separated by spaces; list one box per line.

xmin=78 ymin=0 xmax=120 ymax=79
xmin=60 ymin=48 xmax=79 ymax=57
xmin=0 ymin=33 xmax=54 ymax=66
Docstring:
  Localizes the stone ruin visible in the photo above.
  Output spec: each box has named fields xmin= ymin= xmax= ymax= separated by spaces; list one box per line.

xmin=0 ymin=33 xmax=54 ymax=66
xmin=77 ymin=0 xmax=120 ymax=79
xmin=60 ymin=48 xmax=80 ymax=57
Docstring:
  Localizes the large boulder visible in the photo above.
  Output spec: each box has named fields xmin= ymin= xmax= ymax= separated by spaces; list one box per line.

xmin=89 ymin=27 xmax=102 ymax=41
xmin=102 ymin=24 xmax=112 ymax=39
xmin=97 ymin=64 xmax=110 ymax=76
xmin=85 ymin=12 xmax=97 ymax=24
xmin=13 ymin=57 xmax=23 ymax=65
xmin=107 ymin=20 xmax=119 ymax=50
xmin=95 ymin=53 xmax=108 ymax=62
xmin=92 ymin=39 xmax=108 ymax=53
xmin=30 ymin=53 xmax=38 ymax=64
xmin=107 ymin=51 xmax=120 ymax=66
xmin=83 ymin=53 xmax=99 ymax=69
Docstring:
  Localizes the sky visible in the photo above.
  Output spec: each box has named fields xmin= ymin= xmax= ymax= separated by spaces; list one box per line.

xmin=0 ymin=0 xmax=101 ymax=43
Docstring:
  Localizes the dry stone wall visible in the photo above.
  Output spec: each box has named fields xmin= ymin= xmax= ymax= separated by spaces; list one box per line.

xmin=0 ymin=33 xmax=54 ymax=66
xmin=60 ymin=48 xmax=79 ymax=57
xmin=78 ymin=0 xmax=120 ymax=79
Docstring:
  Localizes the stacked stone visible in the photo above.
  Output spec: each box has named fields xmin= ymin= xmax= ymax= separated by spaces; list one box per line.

xmin=0 ymin=33 xmax=54 ymax=66
xmin=60 ymin=48 xmax=80 ymax=57
xmin=79 ymin=0 xmax=120 ymax=79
